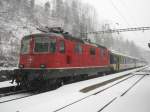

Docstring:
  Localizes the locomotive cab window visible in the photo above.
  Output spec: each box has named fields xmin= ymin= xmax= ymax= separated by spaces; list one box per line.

xmin=21 ymin=38 xmax=30 ymax=54
xmin=34 ymin=37 xmax=49 ymax=52
xmin=90 ymin=47 xmax=96 ymax=55
xmin=49 ymin=39 xmax=56 ymax=53
xmin=59 ymin=40 xmax=65 ymax=53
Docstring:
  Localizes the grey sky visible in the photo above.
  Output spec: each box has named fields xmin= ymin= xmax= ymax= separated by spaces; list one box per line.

xmin=82 ymin=0 xmax=150 ymax=50
xmin=36 ymin=0 xmax=150 ymax=50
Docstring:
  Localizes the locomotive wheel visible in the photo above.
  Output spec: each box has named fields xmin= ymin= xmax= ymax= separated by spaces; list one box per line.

xmin=58 ymin=79 xmax=64 ymax=87
xmin=20 ymin=80 xmax=30 ymax=90
xmin=60 ymin=80 xmax=64 ymax=86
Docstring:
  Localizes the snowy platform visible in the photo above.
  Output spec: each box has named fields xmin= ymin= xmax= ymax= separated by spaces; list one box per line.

xmin=0 ymin=66 xmax=149 ymax=112
xmin=102 ymin=73 xmax=150 ymax=112
xmin=0 ymin=80 xmax=16 ymax=88
xmin=0 ymin=67 xmax=17 ymax=71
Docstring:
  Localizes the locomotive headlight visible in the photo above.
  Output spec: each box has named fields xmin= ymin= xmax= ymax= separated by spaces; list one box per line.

xmin=19 ymin=64 xmax=24 ymax=68
xmin=40 ymin=64 xmax=46 ymax=68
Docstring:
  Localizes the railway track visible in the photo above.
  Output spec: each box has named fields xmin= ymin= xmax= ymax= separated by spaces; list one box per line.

xmin=0 ymin=85 xmax=42 ymax=104
xmin=0 ymin=89 xmax=28 ymax=98
xmin=0 ymin=74 xmax=134 ymax=105
xmin=0 ymin=67 xmax=147 ymax=106
xmin=0 ymin=86 xmax=26 ymax=98
xmin=53 ymin=68 xmax=147 ymax=112
xmin=0 ymin=85 xmax=58 ymax=104
xmin=0 ymin=91 xmax=37 ymax=104
xmin=0 ymin=86 xmax=18 ymax=94
xmin=97 ymin=75 xmax=146 ymax=112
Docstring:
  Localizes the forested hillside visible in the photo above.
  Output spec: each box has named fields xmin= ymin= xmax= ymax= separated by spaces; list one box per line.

xmin=0 ymin=0 xmax=148 ymax=67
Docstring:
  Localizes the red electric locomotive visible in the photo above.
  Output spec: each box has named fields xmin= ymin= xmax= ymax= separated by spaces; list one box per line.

xmin=13 ymin=27 xmax=112 ymax=88
xmin=13 ymin=27 xmax=146 ymax=88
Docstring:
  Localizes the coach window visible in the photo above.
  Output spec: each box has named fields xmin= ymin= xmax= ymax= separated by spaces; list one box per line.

xmin=34 ymin=37 xmax=49 ymax=52
xmin=114 ymin=56 xmax=117 ymax=63
xmin=110 ymin=54 xmax=114 ymax=64
xmin=75 ymin=43 xmax=82 ymax=54
xmin=90 ymin=47 xmax=96 ymax=55
xmin=59 ymin=40 xmax=65 ymax=53
xmin=124 ymin=58 xmax=126 ymax=64
xmin=49 ymin=39 xmax=56 ymax=53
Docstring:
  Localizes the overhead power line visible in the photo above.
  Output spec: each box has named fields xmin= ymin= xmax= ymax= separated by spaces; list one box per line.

xmin=108 ymin=0 xmax=131 ymax=27
xmin=118 ymin=0 xmax=139 ymax=27
xmin=82 ymin=26 xmax=150 ymax=35
xmin=108 ymin=0 xmax=140 ymax=38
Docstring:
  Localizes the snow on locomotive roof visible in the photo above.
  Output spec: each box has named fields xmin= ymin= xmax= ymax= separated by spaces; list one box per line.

xmin=23 ymin=33 xmax=84 ymax=43
xmin=110 ymin=50 xmax=139 ymax=60
xmin=23 ymin=33 xmax=63 ymax=39
xmin=23 ymin=33 xmax=107 ymax=49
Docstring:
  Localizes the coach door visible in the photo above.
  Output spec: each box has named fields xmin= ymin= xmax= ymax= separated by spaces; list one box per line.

xmin=116 ymin=55 xmax=120 ymax=71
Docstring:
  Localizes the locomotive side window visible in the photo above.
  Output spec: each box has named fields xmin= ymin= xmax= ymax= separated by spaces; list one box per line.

xmin=34 ymin=37 xmax=49 ymax=52
xmin=59 ymin=40 xmax=65 ymax=53
xmin=75 ymin=43 xmax=82 ymax=54
xmin=21 ymin=39 xmax=30 ymax=54
xmin=90 ymin=47 xmax=96 ymax=55
xmin=49 ymin=39 xmax=56 ymax=53
xmin=100 ymin=48 xmax=105 ymax=57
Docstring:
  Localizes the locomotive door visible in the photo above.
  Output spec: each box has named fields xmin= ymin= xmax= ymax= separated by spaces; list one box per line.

xmin=58 ymin=40 xmax=66 ymax=66
xmin=26 ymin=38 xmax=34 ymax=68
xmin=74 ymin=43 xmax=83 ymax=66
xmin=66 ymin=41 xmax=72 ymax=65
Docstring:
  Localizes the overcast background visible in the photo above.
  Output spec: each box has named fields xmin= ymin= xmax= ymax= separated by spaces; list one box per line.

xmin=0 ymin=0 xmax=149 ymax=67
xmin=36 ymin=0 xmax=150 ymax=50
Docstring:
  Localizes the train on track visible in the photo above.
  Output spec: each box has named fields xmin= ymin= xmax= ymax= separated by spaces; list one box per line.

xmin=12 ymin=27 xmax=146 ymax=89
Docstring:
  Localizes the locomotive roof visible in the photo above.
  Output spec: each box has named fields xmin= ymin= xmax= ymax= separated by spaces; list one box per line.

xmin=23 ymin=33 xmax=107 ymax=49
xmin=23 ymin=33 xmax=63 ymax=39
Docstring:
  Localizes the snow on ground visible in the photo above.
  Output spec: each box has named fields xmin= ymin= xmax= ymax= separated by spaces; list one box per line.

xmin=0 ymin=67 xmax=17 ymax=87
xmin=0 ymin=80 xmax=16 ymax=88
xmin=57 ymin=75 xmax=143 ymax=112
xmin=0 ymin=66 xmax=148 ymax=112
xmin=0 ymin=67 xmax=17 ymax=71
xmin=102 ymin=74 xmax=150 ymax=112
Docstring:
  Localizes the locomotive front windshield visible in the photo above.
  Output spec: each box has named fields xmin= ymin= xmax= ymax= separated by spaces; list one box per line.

xmin=21 ymin=38 xmax=30 ymax=54
xmin=34 ymin=37 xmax=56 ymax=53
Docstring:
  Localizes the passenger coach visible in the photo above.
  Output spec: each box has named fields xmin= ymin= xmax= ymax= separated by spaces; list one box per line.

xmin=110 ymin=51 xmax=145 ymax=71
